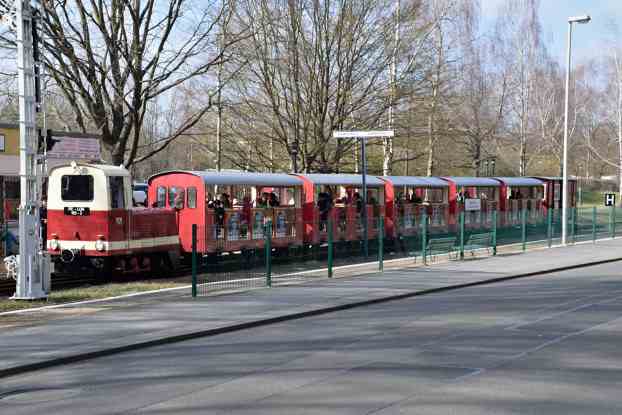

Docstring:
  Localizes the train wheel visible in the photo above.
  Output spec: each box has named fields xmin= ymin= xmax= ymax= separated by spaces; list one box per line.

xmin=91 ymin=257 xmax=114 ymax=281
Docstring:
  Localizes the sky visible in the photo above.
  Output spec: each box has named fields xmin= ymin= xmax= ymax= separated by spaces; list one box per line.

xmin=480 ymin=0 xmax=622 ymax=65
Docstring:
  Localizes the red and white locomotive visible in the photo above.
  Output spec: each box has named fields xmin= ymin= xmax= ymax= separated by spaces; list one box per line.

xmin=46 ymin=162 xmax=179 ymax=273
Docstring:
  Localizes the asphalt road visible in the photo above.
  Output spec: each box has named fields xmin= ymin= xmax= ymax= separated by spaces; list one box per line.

xmin=2 ymin=261 xmax=622 ymax=414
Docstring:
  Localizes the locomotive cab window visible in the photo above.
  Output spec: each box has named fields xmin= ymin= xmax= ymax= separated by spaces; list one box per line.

xmin=61 ymin=175 xmax=94 ymax=201
xmin=109 ymin=176 xmax=125 ymax=209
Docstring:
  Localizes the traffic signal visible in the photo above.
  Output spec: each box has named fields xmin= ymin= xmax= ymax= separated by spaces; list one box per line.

xmin=37 ymin=129 xmax=60 ymax=154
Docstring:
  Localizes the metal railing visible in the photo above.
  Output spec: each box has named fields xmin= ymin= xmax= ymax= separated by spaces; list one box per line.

xmin=190 ymin=207 xmax=622 ymax=297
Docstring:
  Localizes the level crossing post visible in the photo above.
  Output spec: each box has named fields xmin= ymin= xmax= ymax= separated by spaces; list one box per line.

xmin=327 ymin=217 xmax=333 ymax=278
xmin=191 ymin=224 xmax=197 ymax=298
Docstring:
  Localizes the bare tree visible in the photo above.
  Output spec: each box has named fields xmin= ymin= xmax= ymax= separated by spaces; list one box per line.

xmin=37 ymin=0 xmax=244 ymax=167
xmin=493 ymin=0 xmax=542 ymax=175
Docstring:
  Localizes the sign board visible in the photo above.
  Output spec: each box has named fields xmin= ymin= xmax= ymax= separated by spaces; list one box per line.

xmin=464 ymin=198 xmax=481 ymax=211
xmin=47 ymin=135 xmax=101 ymax=160
xmin=605 ymin=193 xmax=616 ymax=207
xmin=332 ymin=130 xmax=395 ymax=139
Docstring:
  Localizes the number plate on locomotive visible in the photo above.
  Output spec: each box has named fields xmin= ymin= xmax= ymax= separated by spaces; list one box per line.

xmin=64 ymin=207 xmax=90 ymax=216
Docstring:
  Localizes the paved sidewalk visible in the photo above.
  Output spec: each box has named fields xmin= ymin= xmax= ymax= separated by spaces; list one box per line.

xmin=2 ymin=238 xmax=622 ymax=377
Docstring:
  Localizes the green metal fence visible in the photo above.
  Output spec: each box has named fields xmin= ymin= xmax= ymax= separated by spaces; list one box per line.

xmin=191 ymin=207 xmax=620 ymax=297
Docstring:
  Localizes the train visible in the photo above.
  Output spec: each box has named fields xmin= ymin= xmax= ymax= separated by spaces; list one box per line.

xmin=45 ymin=161 xmax=577 ymax=273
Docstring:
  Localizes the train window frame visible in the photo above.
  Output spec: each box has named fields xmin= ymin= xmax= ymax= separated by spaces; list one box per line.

xmin=187 ymin=187 xmax=197 ymax=209
xmin=156 ymin=186 xmax=167 ymax=208
xmin=61 ymin=175 xmax=94 ymax=202
xmin=0 ymin=134 xmax=4 ymax=152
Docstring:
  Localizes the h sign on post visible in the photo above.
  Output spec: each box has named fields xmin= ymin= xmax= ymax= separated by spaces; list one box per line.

xmin=605 ymin=193 xmax=616 ymax=207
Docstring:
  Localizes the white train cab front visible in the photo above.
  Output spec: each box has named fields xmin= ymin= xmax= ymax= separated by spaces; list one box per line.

xmin=47 ymin=162 xmax=133 ymax=264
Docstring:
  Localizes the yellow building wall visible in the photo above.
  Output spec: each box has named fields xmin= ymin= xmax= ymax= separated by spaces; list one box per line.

xmin=0 ymin=126 xmax=19 ymax=156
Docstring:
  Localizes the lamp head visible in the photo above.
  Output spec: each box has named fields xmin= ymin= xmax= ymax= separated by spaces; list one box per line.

xmin=568 ymin=15 xmax=591 ymax=24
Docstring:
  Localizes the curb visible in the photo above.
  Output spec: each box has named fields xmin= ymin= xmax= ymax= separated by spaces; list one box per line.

xmin=2 ymin=255 xmax=622 ymax=380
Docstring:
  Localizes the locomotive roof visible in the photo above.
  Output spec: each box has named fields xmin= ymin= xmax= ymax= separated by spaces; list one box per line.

xmin=442 ymin=177 xmax=501 ymax=187
xmin=149 ymin=170 xmax=303 ymax=187
xmin=383 ymin=176 xmax=448 ymax=187
xmin=49 ymin=162 xmax=130 ymax=177
xmin=494 ymin=177 xmax=544 ymax=186
xmin=295 ymin=173 xmax=384 ymax=187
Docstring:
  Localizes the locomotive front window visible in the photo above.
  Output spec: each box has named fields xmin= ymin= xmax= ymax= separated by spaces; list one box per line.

xmin=61 ymin=175 xmax=94 ymax=201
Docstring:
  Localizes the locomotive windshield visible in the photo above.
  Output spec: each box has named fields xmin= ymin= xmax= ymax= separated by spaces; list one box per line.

xmin=61 ymin=175 xmax=94 ymax=201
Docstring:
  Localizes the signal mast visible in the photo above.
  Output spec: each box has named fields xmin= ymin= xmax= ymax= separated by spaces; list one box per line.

xmin=1 ymin=0 xmax=50 ymax=299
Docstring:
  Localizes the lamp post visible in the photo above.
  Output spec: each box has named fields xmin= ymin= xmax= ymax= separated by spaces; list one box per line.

xmin=333 ymin=130 xmax=394 ymax=257
xmin=562 ymin=15 xmax=591 ymax=246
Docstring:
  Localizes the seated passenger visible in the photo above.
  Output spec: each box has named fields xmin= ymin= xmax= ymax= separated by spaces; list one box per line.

xmin=256 ymin=192 xmax=269 ymax=208
xmin=269 ymin=192 xmax=279 ymax=207
xmin=220 ymin=193 xmax=232 ymax=209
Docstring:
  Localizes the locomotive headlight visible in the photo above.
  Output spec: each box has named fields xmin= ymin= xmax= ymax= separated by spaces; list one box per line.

xmin=49 ymin=236 xmax=60 ymax=251
xmin=95 ymin=236 xmax=106 ymax=252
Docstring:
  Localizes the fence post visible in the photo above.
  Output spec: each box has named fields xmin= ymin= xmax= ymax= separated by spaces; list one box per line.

xmin=492 ymin=210 xmax=497 ymax=256
xmin=592 ymin=206 xmax=597 ymax=243
xmin=547 ymin=208 xmax=552 ymax=248
xmin=613 ymin=206 xmax=617 ymax=238
xmin=191 ymin=224 xmax=197 ymax=298
xmin=521 ymin=208 xmax=527 ymax=252
xmin=265 ymin=221 xmax=272 ymax=287
xmin=459 ymin=211 xmax=465 ymax=260
xmin=378 ymin=216 xmax=384 ymax=271
xmin=421 ymin=210 xmax=427 ymax=265
xmin=327 ymin=217 xmax=333 ymax=278
xmin=570 ymin=207 xmax=577 ymax=244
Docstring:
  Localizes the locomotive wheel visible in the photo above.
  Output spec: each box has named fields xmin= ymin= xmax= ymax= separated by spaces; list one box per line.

xmin=91 ymin=257 xmax=114 ymax=281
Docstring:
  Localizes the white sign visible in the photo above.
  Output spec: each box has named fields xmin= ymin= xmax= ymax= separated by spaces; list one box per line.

xmin=47 ymin=136 xmax=101 ymax=160
xmin=332 ymin=130 xmax=395 ymax=139
xmin=464 ymin=198 xmax=481 ymax=211
xmin=605 ymin=193 xmax=616 ymax=207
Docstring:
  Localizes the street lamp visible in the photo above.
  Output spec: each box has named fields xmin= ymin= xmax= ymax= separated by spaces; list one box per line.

xmin=562 ymin=14 xmax=591 ymax=246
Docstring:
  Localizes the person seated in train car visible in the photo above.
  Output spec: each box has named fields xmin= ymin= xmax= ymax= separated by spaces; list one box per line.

xmin=241 ymin=195 xmax=252 ymax=236
xmin=220 ymin=193 xmax=232 ymax=209
xmin=256 ymin=192 xmax=269 ymax=208
xmin=212 ymin=199 xmax=226 ymax=226
xmin=268 ymin=192 xmax=279 ymax=207
xmin=206 ymin=192 xmax=215 ymax=208
xmin=317 ymin=192 xmax=333 ymax=229
xmin=352 ymin=192 xmax=362 ymax=213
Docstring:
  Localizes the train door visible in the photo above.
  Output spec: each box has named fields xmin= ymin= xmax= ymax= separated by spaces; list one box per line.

xmin=109 ymin=176 xmax=129 ymax=252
